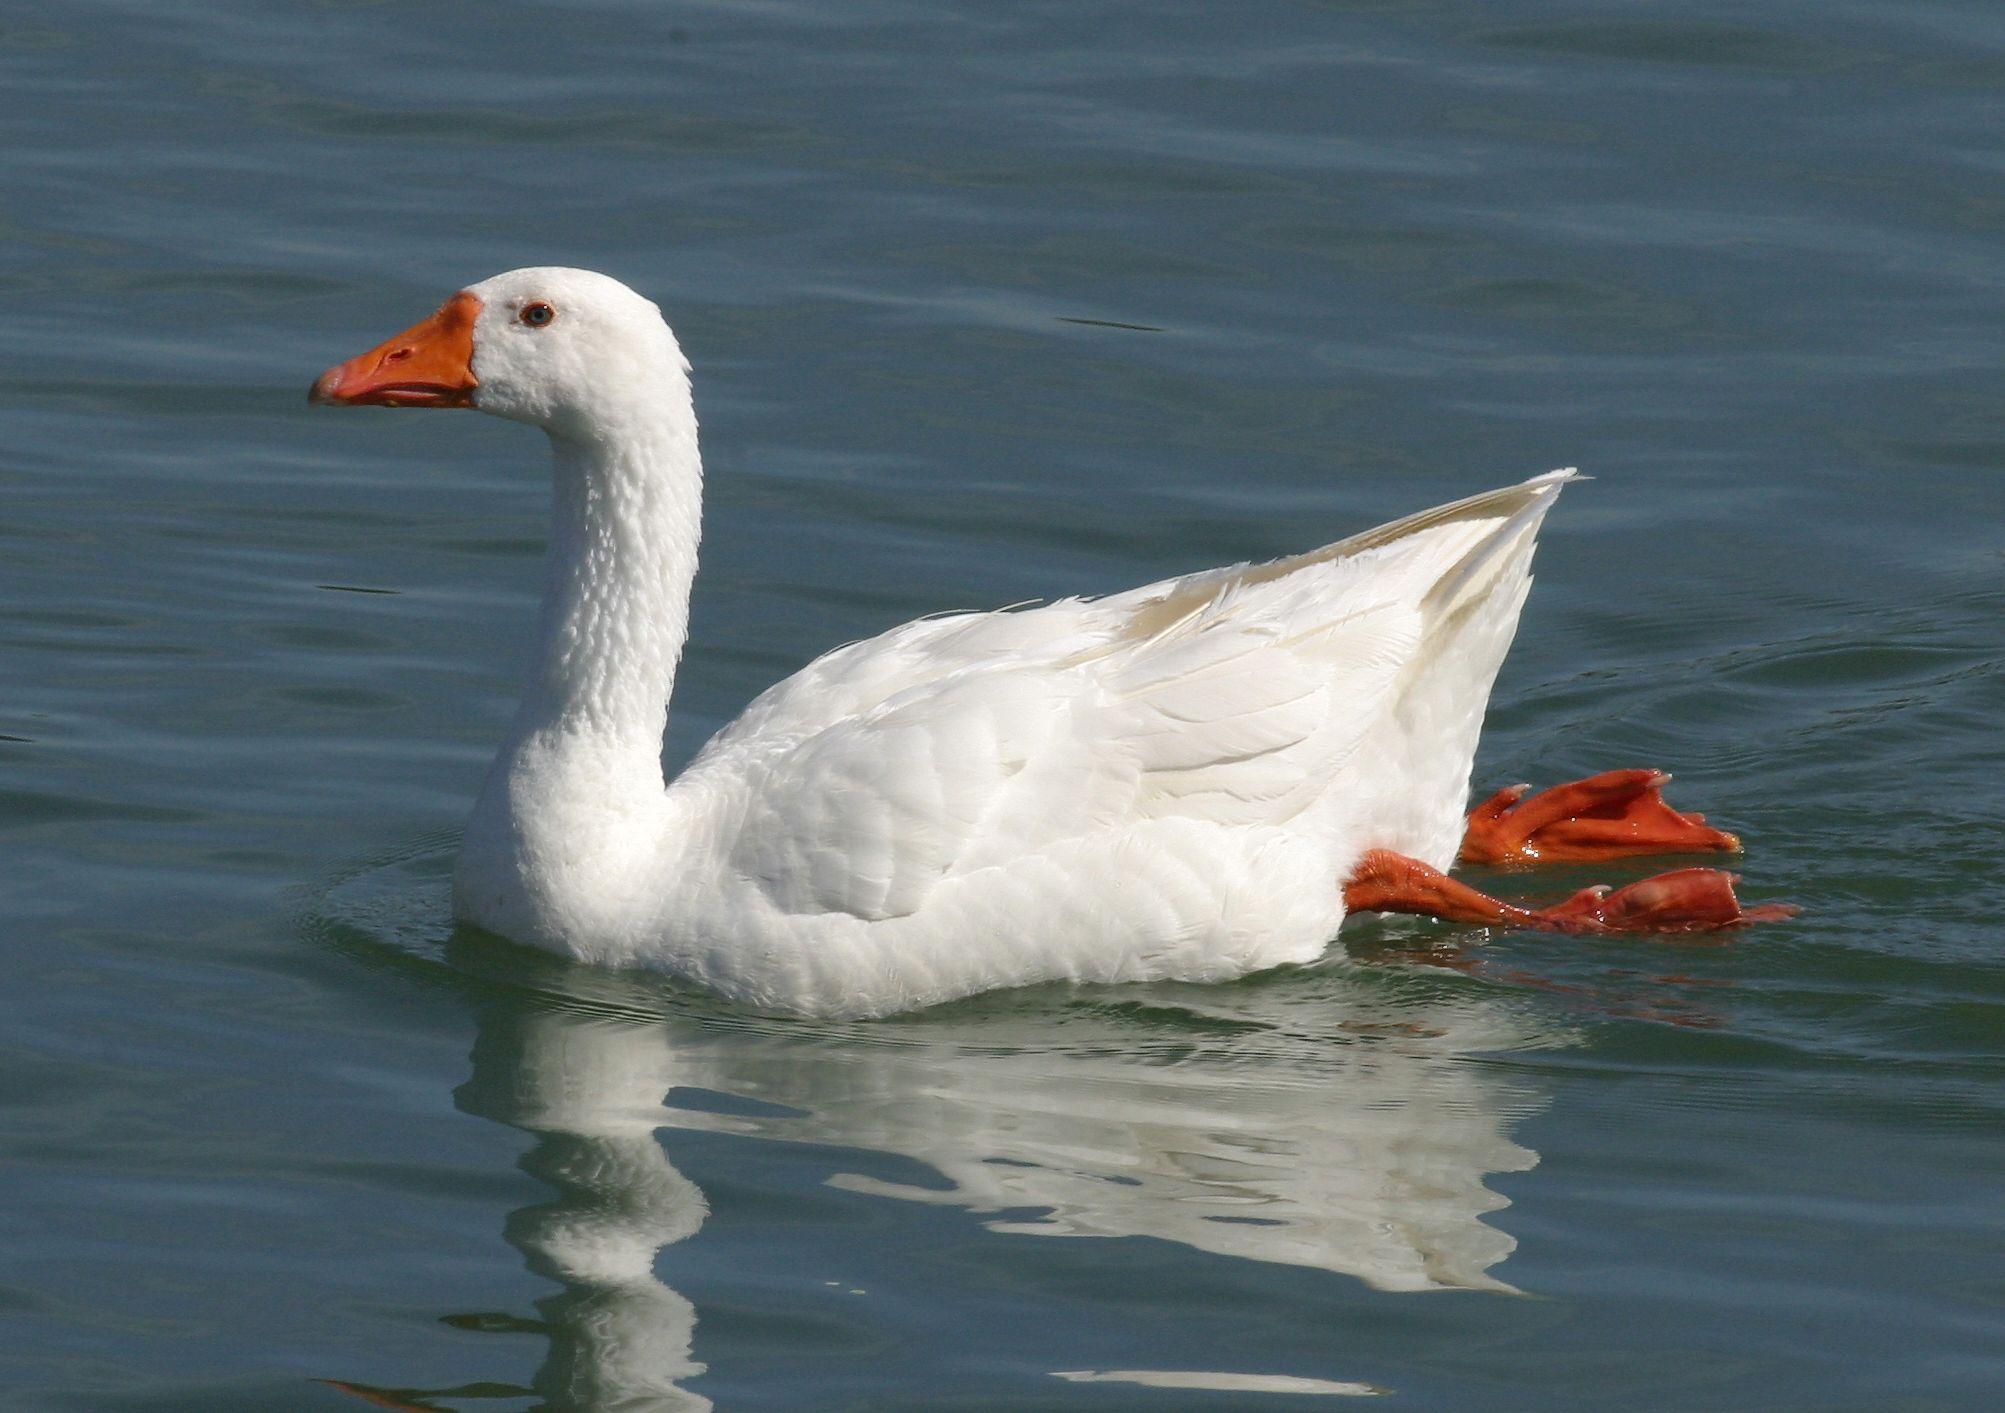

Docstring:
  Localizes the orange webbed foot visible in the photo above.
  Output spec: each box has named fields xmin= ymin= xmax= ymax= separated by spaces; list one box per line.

xmin=1344 ymin=850 xmax=1795 ymax=937
xmin=1461 ymin=768 xmax=1742 ymax=866
xmin=1537 ymin=868 xmax=1799 ymax=934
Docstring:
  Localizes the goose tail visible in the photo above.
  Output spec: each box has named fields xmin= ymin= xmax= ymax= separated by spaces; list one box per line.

xmin=1353 ymin=469 xmax=1579 ymax=868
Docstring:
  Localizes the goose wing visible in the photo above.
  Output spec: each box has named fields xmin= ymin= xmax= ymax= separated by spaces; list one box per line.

xmin=687 ymin=471 xmax=1576 ymax=925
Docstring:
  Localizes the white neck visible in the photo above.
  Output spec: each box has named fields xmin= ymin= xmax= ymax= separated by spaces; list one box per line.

xmin=512 ymin=413 xmax=701 ymax=772
xmin=458 ymin=377 xmax=702 ymax=941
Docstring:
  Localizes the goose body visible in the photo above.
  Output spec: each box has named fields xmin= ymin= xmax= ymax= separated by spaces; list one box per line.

xmin=315 ymin=267 xmax=1573 ymax=1018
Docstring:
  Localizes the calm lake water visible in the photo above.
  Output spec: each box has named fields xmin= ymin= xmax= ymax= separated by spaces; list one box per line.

xmin=5 ymin=1 xmax=2003 ymax=1408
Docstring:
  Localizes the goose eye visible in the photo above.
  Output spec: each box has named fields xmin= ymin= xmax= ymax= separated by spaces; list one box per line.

xmin=519 ymin=302 xmax=555 ymax=328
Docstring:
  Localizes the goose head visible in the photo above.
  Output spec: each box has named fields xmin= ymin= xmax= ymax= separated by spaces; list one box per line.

xmin=310 ymin=267 xmax=687 ymax=439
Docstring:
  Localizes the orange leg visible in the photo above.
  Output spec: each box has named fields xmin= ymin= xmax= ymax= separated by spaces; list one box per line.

xmin=1344 ymin=849 xmax=1796 ymax=935
xmin=316 ymin=1381 xmax=445 ymax=1412
xmin=1461 ymin=769 xmax=1741 ymax=866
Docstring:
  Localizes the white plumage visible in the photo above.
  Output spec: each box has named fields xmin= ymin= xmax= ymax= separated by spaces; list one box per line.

xmin=319 ymin=268 xmax=1573 ymax=1018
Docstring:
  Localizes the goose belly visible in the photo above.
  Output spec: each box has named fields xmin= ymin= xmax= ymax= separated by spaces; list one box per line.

xmin=654 ymin=820 xmax=1347 ymax=1019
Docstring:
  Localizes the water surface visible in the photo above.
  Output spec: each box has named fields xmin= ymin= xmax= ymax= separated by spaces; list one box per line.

xmin=3 ymin=1 xmax=2002 ymax=1407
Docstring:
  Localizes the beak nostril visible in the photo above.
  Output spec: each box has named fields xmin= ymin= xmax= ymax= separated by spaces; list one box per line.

xmin=384 ymin=346 xmax=413 ymax=365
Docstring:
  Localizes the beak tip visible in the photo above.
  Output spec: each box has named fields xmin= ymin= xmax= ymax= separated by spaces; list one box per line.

xmin=308 ymin=367 xmax=345 ymax=406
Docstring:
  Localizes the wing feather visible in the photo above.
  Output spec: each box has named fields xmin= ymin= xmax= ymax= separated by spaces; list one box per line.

xmin=688 ymin=471 xmax=1572 ymax=926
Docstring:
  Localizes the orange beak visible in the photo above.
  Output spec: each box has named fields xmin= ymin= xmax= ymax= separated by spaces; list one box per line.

xmin=310 ymin=292 xmax=481 ymax=408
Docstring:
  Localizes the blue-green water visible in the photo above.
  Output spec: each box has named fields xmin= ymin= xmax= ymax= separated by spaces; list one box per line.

xmin=5 ymin=1 xmax=2003 ymax=1407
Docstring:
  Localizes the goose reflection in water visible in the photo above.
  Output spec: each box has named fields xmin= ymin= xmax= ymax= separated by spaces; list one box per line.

xmin=327 ymin=939 xmax=1578 ymax=1410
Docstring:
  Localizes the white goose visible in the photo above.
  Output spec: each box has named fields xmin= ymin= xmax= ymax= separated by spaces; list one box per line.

xmin=312 ymin=267 xmax=1787 ymax=1018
